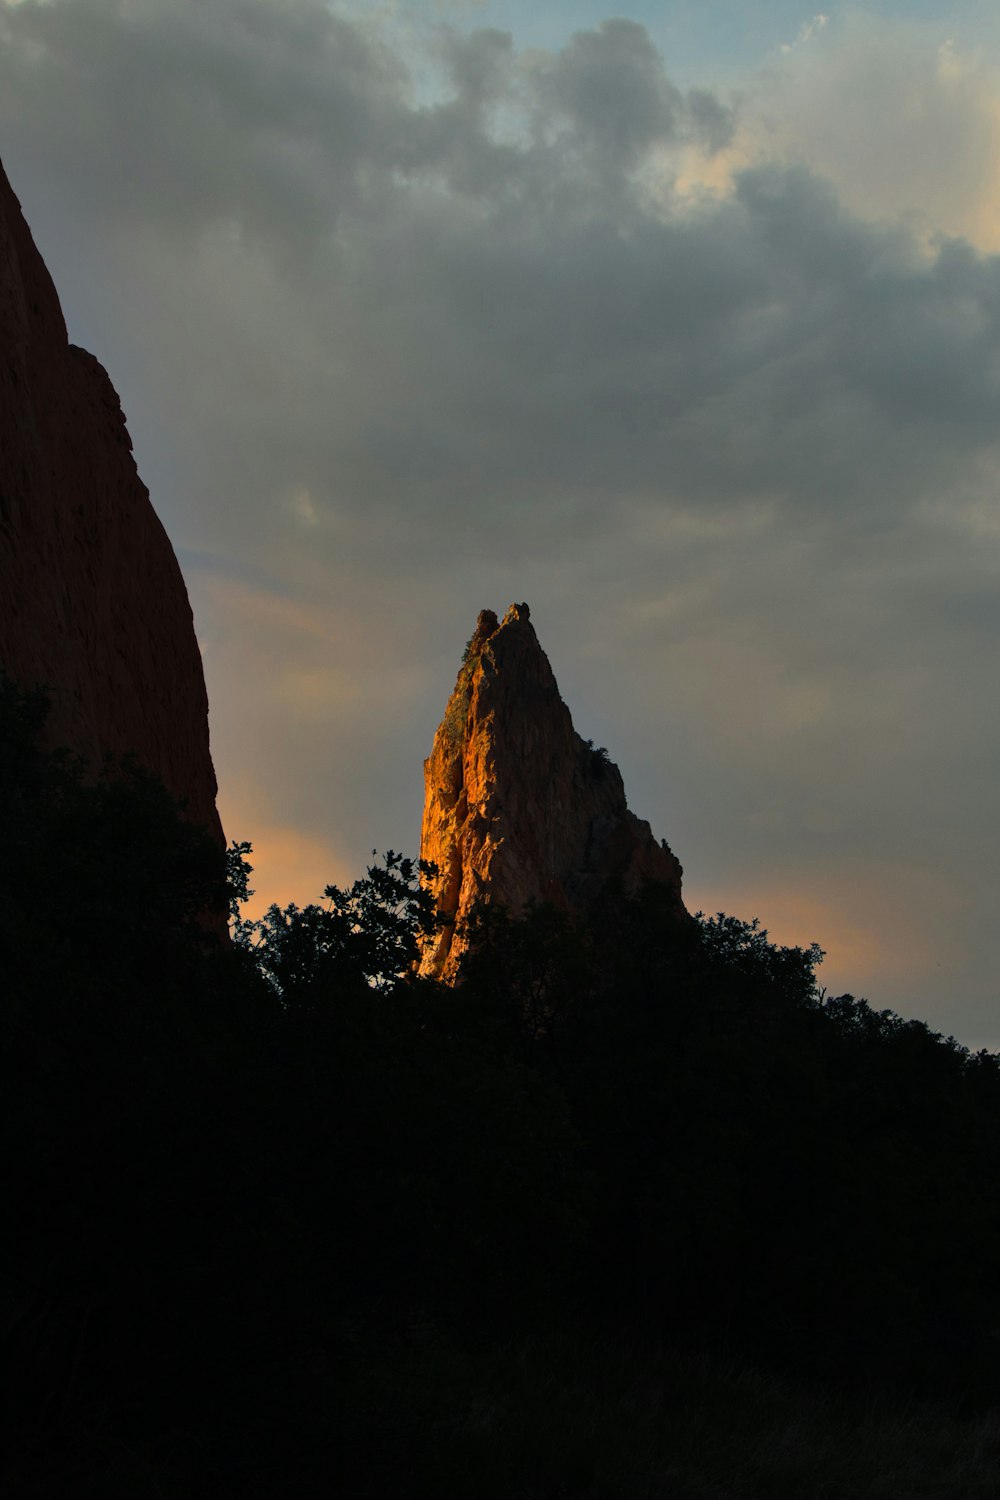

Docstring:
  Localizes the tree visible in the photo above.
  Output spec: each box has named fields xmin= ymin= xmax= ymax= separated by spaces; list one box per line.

xmin=235 ymin=850 xmax=442 ymax=1006
xmin=696 ymin=911 xmax=824 ymax=1011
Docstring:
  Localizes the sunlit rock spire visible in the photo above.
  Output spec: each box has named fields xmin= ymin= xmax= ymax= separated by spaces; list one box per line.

xmin=419 ymin=603 xmax=688 ymax=980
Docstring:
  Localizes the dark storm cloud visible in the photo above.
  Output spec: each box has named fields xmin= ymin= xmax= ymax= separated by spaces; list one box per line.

xmin=1 ymin=0 xmax=998 ymax=1038
xmin=0 ymin=0 xmax=405 ymax=240
xmin=541 ymin=18 xmax=686 ymax=165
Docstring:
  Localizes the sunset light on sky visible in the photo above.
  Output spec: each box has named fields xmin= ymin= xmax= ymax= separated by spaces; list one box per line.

xmin=3 ymin=0 xmax=1000 ymax=1042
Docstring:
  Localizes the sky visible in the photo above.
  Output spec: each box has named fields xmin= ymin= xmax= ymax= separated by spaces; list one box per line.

xmin=2 ymin=0 xmax=1000 ymax=1044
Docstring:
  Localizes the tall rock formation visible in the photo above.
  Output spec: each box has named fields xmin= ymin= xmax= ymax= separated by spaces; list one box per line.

xmin=419 ymin=603 xmax=688 ymax=980
xmin=0 ymin=159 xmax=223 ymax=844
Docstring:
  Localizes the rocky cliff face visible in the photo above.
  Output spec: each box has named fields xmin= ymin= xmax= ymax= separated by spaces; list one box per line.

xmin=419 ymin=604 xmax=688 ymax=980
xmin=0 ymin=159 xmax=223 ymax=844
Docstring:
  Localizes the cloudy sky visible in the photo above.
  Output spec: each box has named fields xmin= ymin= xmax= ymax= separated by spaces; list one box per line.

xmin=3 ymin=0 xmax=1000 ymax=1043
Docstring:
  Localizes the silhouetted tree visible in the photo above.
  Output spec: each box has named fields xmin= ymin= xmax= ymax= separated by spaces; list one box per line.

xmin=234 ymin=850 xmax=442 ymax=1005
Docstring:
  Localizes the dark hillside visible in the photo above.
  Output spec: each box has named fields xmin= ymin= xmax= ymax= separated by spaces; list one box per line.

xmin=4 ymin=682 xmax=1000 ymax=1496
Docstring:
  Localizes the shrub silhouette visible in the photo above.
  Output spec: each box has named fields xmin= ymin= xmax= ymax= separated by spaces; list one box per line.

xmin=5 ymin=673 xmax=1000 ymax=1497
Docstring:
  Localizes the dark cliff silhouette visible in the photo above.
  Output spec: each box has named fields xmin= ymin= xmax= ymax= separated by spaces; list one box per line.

xmin=0 ymin=158 xmax=222 ymax=842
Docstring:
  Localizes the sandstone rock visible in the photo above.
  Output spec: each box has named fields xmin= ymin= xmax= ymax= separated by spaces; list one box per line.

xmin=419 ymin=603 xmax=688 ymax=980
xmin=0 ymin=158 xmax=223 ymax=844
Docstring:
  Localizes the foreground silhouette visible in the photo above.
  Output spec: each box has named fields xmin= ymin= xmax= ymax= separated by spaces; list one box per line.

xmin=5 ymin=678 xmax=1000 ymax=1497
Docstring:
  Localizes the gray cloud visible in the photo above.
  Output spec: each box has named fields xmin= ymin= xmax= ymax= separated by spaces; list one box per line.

xmin=0 ymin=0 xmax=405 ymax=243
xmin=541 ymin=19 xmax=686 ymax=165
xmin=2 ymin=0 xmax=999 ymax=1040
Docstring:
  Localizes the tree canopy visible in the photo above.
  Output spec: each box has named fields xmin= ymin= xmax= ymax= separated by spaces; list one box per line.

xmin=5 ymin=674 xmax=1000 ymax=1496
